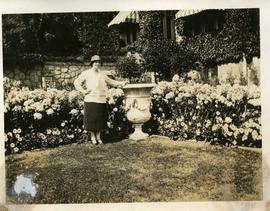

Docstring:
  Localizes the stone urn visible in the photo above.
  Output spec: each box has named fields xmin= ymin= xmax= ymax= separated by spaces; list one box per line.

xmin=123 ymin=83 xmax=156 ymax=140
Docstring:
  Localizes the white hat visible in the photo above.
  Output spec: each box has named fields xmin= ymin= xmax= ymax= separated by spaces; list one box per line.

xmin=90 ymin=55 xmax=101 ymax=63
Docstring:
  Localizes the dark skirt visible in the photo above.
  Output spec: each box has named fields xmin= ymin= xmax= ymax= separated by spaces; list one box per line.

xmin=84 ymin=102 xmax=108 ymax=131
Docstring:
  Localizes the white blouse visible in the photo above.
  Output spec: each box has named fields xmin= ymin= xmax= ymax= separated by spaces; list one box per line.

xmin=74 ymin=69 xmax=124 ymax=103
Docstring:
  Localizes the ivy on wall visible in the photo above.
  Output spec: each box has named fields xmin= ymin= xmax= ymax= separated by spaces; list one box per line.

xmin=175 ymin=9 xmax=260 ymax=71
xmin=137 ymin=11 xmax=179 ymax=79
xmin=136 ymin=9 xmax=260 ymax=79
xmin=3 ymin=9 xmax=260 ymax=77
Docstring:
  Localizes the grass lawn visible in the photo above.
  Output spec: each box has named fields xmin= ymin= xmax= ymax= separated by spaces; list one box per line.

xmin=5 ymin=136 xmax=262 ymax=203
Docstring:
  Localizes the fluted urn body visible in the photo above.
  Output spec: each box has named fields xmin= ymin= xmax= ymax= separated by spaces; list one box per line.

xmin=123 ymin=83 xmax=155 ymax=140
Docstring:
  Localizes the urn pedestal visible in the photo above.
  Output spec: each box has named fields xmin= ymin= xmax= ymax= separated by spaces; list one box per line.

xmin=123 ymin=83 xmax=156 ymax=140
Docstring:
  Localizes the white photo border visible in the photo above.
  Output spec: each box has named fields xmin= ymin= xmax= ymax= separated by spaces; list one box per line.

xmin=0 ymin=0 xmax=269 ymax=210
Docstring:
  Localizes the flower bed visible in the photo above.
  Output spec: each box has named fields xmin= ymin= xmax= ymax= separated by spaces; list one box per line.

xmin=150 ymin=80 xmax=261 ymax=147
xmin=4 ymin=77 xmax=261 ymax=154
xmin=4 ymin=78 xmax=131 ymax=154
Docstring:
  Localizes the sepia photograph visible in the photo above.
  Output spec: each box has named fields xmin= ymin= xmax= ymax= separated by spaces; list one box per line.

xmin=1 ymin=5 xmax=265 ymax=208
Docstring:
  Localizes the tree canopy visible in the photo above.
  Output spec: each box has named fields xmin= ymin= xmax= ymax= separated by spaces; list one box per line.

xmin=2 ymin=12 xmax=119 ymax=67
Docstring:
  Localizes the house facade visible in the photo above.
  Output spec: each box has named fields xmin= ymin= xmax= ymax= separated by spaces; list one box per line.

xmin=4 ymin=10 xmax=259 ymax=90
xmin=108 ymin=9 xmax=260 ymax=86
xmin=108 ymin=11 xmax=140 ymax=47
xmin=108 ymin=11 xmax=177 ymax=46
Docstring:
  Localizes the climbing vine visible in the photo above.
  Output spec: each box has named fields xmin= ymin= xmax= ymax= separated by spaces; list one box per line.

xmin=136 ymin=9 xmax=259 ymax=78
xmin=137 ymin=11 xmax=179 ymax=80
xmin=175 ymin=9 xmax=260 ymax=70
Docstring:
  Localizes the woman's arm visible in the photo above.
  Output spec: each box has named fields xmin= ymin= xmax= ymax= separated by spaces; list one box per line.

xmin=74 ymin=72 xmax=88 ymax=94
xmin=104 ymin=75 xmax=127 ymax=88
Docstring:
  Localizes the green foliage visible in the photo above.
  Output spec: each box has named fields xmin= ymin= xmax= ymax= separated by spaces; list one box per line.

xmin=3 ymin=77 xmax=22 ymax=98
xmin=174 ymin=9 xmax=260 ymax=71
xmin=141 ymin=39 xmax=179 ymax=79
xmin=137 ymin=11 xmax=164 ymax=45
xmin=150 ymin=81 xmax=261 ymax=147
xmin=137 ymin=11 xmax=179 ymax=80
xmin=38 ymin=13 xmax=82 ymax=57
xmin=76 ymin=12 xmax=120 ymax=57
xmin=4 ymin=77 xmax=262 ymax=154
xmin=2 ymin=14 xmax=40 ymax=54
xmin=4 ymin=81 xmax=131 ymax=154
xmin=2 ymin=12 xmax=120 ymax=67
xmin=2 ymin=14 xmax=44 ymax=67
xmin=115 ymin=56 xmax=143 ymax=82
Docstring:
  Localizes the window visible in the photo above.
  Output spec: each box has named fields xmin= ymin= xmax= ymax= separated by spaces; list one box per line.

xmin=182 ymin=10 xmax=225 ymax=37
xmin=132 ymin=29 xmax=137 ymax=42
xmin=163 ymin=11 xmax=176 ymax=40
xmin=127 ymin=31 xmax=131 ymax=44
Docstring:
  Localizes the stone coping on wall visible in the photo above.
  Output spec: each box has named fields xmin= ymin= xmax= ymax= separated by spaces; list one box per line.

xmin=44 ymin=61 xmax=116 ymax=67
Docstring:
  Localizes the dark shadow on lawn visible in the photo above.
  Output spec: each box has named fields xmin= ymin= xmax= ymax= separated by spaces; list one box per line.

xmin=101 ymin=134 xmax=131 ymax=144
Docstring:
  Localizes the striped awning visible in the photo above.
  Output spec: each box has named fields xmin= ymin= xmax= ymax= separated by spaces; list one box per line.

xmin=108 ymin=11 xmax=139 ymax=27
xmin=175 ymin=9 xmax=204 ymax=19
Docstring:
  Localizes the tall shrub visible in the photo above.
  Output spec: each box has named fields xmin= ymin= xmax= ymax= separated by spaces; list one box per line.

xmin=2 ymin=14 xmax=44 ymax=67
xmin=137 ymin=11 xmax=179 ymax=80
xmin=2 ymin=12 xmax=120 ymax=67
xmin=76 ymin=12 xmax=120 ymax=58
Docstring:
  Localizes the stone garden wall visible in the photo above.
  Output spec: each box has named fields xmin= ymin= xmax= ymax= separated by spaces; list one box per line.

xmin=4 ymin=62 xmax=116 ymax=90
xmin=42 ymin=62 xmax=91 ymax=89
xmin=4 ymin=57 xmax=260 ymax=89
xmin=4 ymin=65 xmax=43 ymax=88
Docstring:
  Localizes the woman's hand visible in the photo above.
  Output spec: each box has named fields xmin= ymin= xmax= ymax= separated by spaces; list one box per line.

xmin=119 ymin=80 xmax=128 ymax=88
xmin=82 ymin=89 xmax=91 ymax=95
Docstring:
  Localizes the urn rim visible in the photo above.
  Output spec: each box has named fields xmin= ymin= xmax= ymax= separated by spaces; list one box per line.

xmin=123 ymin=83 xmax=156 ymax=89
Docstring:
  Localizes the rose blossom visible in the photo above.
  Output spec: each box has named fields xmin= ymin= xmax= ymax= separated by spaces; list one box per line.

xmin=34 ymin=112 xmax=42 ymax=120
xmin=70 ymin=109 xmax=79 ymax=116
xmin=46 ymin=108 xmax=54 ymax=115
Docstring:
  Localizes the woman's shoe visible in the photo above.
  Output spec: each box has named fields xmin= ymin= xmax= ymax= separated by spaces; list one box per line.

xmin=97 ymin=139 xmax=103 ymax=144
xmin=92 ymin=139 xmax=98 ymax=145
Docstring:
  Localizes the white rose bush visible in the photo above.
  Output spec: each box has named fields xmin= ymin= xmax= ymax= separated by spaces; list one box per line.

xmin=150 ymin=80 xmax=261 ymax=147
xmin=4 ymin=78 xmax=131 ymax=154
xmin=4 ymin=77 xmax=261 ymax=154
xmin=106 ymin=88 xmax=133 ymax=137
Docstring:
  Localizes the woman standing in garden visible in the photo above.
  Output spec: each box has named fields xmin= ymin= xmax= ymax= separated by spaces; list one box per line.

xmin=74 ymin=55 xmax=128 ymax=145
